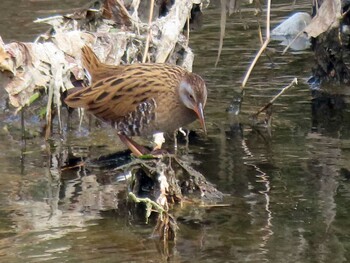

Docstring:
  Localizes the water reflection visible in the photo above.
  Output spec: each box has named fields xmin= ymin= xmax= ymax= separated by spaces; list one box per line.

xmin=303 ymin=89 xmax=349 ymax=262
xmin=311 ymin=90 xmax=347 ymax=135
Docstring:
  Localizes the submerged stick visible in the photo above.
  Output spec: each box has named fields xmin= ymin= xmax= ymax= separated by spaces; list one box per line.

xmin=253 ymin=78 xmax=298 ymax=117
xmin=282 ymin=30 xmax=304 ymax=54
xmin=242 ymin=0 xmax=271 ymax=88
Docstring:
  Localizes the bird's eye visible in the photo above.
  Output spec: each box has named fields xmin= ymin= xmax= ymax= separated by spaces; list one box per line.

xmin=189 ymin=94 xmax=194 ymax=101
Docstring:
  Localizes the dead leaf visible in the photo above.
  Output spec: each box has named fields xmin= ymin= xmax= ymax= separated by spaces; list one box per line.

xmin=52 ymin=31 xmax=94 ymax=57
xmin=103 ymin=0 xmax=132 ymax=27
xmin=304 ymin=0 xmax=342 ymax=38
xmin=155 ymin=0 xmax=192 ymax=63
xmin=0 ymin=37 xmax=15 ymax=74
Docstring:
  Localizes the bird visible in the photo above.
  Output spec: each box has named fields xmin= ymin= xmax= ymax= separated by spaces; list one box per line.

xmin=65 ymin=45 xmax=207 ymax=156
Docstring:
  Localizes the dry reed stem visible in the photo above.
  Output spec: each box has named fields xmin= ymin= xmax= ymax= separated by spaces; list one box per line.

xmin=241 ymin=0 xmax=271 ymax=88
xmin=142 ymin=0 xmax=155 ymax=63
xmin=215 ymin=0 xmax=227 ymax=67
xmin=258 ymin=22 xmax=263 ymax=45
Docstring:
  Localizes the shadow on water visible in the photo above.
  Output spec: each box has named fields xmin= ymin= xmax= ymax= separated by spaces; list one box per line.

xmin=1 ymin=0 xmax=350 ymax=262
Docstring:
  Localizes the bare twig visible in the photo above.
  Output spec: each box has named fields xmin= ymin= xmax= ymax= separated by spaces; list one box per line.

xmin=142 ymin=0 xmax=155 ymax=63
xmin=186 ymin=15 xmax=190 ymax=47
xmin=253 ymin=78 xmax=298 ymax=117
xmin=341 ymin=5 xmax=350 ymax=18
xmin=241 ymin=0 xmax=271 ymax=88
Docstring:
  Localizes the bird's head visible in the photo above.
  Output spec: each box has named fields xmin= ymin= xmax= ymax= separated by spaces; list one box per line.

xmin=179 ymin=73 xmax=207 ymax=134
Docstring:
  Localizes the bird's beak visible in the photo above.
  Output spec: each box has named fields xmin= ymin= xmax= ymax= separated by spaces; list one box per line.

xmin=194 ymin=103 xmax=207 ymax=135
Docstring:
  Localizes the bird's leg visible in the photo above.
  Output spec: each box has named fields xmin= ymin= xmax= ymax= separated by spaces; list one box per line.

xmin=118 ymin=133 xmax=150 ymax=157
xmin=178 ymin=128 xmax=189 ymax=154
xmin=173 ymin=130 xmax=178 ymax=154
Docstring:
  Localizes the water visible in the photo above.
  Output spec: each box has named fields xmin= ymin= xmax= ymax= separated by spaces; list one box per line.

xmin=1 ymin=0 xmax=350 ymax=262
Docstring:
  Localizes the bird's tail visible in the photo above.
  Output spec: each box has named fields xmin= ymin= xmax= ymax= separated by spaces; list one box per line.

xmin=81 ymin=45 xmax=102 ymax=80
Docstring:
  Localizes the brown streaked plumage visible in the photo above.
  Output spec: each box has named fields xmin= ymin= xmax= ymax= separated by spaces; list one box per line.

xmin=65 ymin=46 xmax=207 ymax=155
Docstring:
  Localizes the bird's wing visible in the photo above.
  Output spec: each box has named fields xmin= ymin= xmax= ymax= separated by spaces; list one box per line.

xmin=65 ymin=64 xmax=182 ymax=122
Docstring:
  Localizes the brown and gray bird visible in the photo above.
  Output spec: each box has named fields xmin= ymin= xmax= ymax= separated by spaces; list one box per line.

xmin=65 ymin=46 xmax=207 ymax=156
